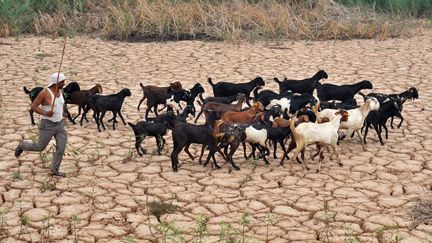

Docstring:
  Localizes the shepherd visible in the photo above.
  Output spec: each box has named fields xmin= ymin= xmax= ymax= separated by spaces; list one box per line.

xmin=15 ymin=72 xmax=69 ymax=177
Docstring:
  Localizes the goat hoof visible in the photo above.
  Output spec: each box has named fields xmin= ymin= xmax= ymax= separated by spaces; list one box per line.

xmin=233 ymin=166 xmax=240 ymax=171
xmin=316 ymin=169 xmax=320 ymax=173
xmin=338 ymin=163 xmax=343 ymax=167
xmin=380 ymin=142 xmax=384 ymax=146
xmin=173 ymin=168 xmax=178 ymax=172
xmin=215 ymin=166 xmax=221 ymax=170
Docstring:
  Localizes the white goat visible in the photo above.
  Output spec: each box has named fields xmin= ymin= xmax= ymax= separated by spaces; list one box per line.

xmin=316 ymin=97 xmax=380 ymax=150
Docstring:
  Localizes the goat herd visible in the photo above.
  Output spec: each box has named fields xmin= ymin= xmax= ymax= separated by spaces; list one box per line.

xmin=23 ymin=70 xmax=419 ymax=173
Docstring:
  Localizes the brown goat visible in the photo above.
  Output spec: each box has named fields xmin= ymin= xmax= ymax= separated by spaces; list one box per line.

xmin=194 ymin=94 xmax=246 ymax=123
xmin=64 ymin=84 xmax=103 ymax=125
xmin=218 ymin=101 xmax=264 ymax=124
xmin=137 ymin=82 xmax=183 ymax=111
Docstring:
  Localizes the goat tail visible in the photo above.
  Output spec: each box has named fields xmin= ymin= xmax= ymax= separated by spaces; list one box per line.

xmin=198 ymin=93 xmax=205 ymax=103
xmin=140 ymin=82 xmax=145 ymax=89
xmin=207 ymin=77 xmax=215 ymax=87
xmin=197 ymin=100 xmax=203 ymax=107
xmin=23 ymin=86 xmax=30 ymax=94
xmin=127 ymin=122 xmax=135 ymax=128
xmin=273 ymin=77 xmax=282 ymax=84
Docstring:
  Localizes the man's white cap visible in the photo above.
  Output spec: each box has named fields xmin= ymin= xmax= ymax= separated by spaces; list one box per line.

xmin=47 ymin=72 xmax=66 ymax=87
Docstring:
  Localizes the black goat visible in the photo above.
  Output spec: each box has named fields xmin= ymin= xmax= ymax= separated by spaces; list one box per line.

xmin=359 ymin=87 xmax=418 ymax=128
xmin=85 ymin=88 xmax=132 ymax=132
xmin=128 ymin=113 xmax=175 ymax=156
xmin=317 ymin=80 xmax=373 ymax=102
xmin=274 ymin=70 xmax=328 ymax=94
xmin=207 ymin=76 xmax=265 ymax=106
xmin=23 ymin=86 xmax=44 ymax=125
xmin=171 ymin=123 xmax=223 ymax=172
xmin=363 ymin=99 xmax=402 ymax=145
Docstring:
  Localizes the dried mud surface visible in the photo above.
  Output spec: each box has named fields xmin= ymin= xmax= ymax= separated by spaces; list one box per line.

xmin=0 ymin=33 xmax=431 ymax=242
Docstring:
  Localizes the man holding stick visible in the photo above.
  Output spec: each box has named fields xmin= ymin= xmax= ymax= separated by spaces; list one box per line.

xmin=15 ymin=72 xmax=68 ymax=177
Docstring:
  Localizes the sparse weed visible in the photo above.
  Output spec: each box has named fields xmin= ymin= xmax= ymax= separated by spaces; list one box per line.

xmin=192 ymin=214 xmax=208 ymax=243
xmin=0 ymin=207 xmax=9 ymax=236
xmin=69 ymin=215 xmax=81 ymax=243
xmin=321 ymin=200 xmax=335 ymax=243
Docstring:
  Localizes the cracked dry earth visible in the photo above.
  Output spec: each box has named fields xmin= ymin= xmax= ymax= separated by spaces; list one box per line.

xmin=0 ymin=31 xmax=431 ymax=243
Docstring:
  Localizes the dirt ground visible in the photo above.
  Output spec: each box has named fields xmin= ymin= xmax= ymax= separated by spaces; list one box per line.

xmin=0 ymin=31 xmax=431 ymax=242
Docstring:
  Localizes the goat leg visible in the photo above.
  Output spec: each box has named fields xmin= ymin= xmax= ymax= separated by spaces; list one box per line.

xmin=72 ymin=105 xmax=83 ymax=122
xmin=64 ymin=105 xmax=76 ymax=124
xmin=383 ymin=123 xmax=389 ymax=140
xmin=184 ymin=144 xmax=196 ymax=162
xmin=227 ymin=142 xmax=240 ymax=170
xmin=170 ymin=143 xmax=183 ymax=172
xmin=397 ymin=115 xmax=404 ymax=129
xmin=118 ymin=111 xmax=127 ymax=125
xmin=375 ymin=124 xmax=384 ymax=146
xmin=81 ymin=105 xmax=90 ymax=126
xmin=257 ymin=145 xmax=270 ymax=165
xmin=155 ymin=136 xmax=162 ymax=155
xmin=93 ymin=111 xmax=101 ymax=132
xmin=363 ymin=122 xmax=370 ymax=144
xmin=356 ymin=130 xmax=366 ymax=150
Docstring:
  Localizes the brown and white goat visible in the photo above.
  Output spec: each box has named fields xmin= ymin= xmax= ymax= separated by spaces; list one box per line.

xmin=289 ymin=110 xmax=349 ymax=174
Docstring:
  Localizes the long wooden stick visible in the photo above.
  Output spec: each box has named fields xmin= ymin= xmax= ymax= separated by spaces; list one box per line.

xmin=51 ymin=37 xmax=67 ymax=111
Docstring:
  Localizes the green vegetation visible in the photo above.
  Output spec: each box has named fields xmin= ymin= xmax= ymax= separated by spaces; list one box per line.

xmin=1 ymin=0 xmax=430 ymax=41
xmin=335 ymin=0 xmax=432 ymax=18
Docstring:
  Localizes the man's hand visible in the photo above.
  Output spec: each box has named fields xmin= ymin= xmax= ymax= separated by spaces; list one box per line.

xmin=44 ymin=110 xmax=54 ymax=117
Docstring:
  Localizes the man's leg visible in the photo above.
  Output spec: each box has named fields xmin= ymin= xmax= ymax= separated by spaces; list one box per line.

xmin=16 ymin=120 xmax=54 ymax=157
xmin=51 ymin=121 xmax=67 ymax=176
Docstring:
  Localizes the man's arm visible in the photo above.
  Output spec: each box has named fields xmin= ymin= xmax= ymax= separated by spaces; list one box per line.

xmin=31 ymin=90 xmax=54 ymax=117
